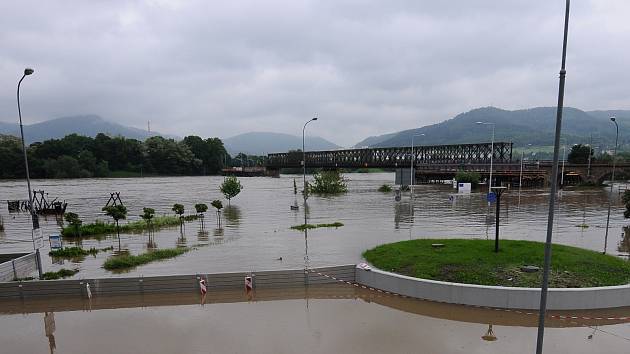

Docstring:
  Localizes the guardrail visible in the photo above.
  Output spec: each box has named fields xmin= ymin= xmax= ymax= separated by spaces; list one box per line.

xmin=0 ymin=253 xmax=38 ymax=282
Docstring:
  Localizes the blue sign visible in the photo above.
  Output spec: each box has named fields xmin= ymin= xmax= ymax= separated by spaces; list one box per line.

xmin=49 ymin=234 xmax=62 ymax=250
xmin=486 ymin=192 xmax=497 ymax=203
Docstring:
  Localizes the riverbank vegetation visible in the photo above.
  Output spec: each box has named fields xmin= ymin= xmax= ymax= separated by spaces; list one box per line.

xmin=363 ymin=239 xmax=630 ymax=288
xmin=103 ymin=247 xmax=189 ymax=270
xmin=61 ymin=215 xmax=199 ymax=237
xmin=0 ymin=133 xmax=228 ymax=179
xmin=290 ymin=222 xmax=344 ymax=231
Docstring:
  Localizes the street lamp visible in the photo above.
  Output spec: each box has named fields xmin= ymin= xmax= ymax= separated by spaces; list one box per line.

xmin=476 ymin=122 xmax=496 ymax=192
xmin=302 ymin=116 xmax=318 ymax=206
xmin=603 ymin=116 xmax=619 ymax=254
xmin=518 ymin=144 xmax=532 ymax=206
xmin=410 ymin=133 xmax=425 ymax=197
xmin=17 ymin=67 xmax=43 ymax=278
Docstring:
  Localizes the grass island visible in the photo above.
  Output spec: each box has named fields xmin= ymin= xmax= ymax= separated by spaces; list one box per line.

xmin=363 ymin=239 xmax=630 ymax=288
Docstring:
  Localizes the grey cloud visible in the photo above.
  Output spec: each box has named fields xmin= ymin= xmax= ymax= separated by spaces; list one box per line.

xmin=0 ymin=0 xmax=628 ymax=146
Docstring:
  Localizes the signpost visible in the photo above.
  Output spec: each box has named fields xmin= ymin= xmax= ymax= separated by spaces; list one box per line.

xmin=490 ymin=187 xmax=507 ymax=253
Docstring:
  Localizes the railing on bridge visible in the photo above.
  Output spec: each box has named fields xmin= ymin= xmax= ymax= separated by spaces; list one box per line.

xmin=266 ymin=142 xmax=513 ymax=169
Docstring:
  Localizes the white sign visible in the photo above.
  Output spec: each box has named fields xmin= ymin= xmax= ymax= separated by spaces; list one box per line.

xmin=32 ymin=228 xmax=44 ymax=249
xmin=458 ymin=182 xmax=472 ymax=193
xmin=49 ymin=234 xmax=62 ymax=249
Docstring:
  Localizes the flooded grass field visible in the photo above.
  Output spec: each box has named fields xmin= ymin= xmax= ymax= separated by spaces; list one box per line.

xmin=0 ymin=173 xmax=628 ymax=278
xmin=1 ymin=284 xmax=629 ymax=354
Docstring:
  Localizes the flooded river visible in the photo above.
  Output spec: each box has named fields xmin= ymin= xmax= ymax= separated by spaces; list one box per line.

xmin=0 ymin=173 xmax=628 ymax=278
xmin=1 ymin=284 xmax=629 ymax=354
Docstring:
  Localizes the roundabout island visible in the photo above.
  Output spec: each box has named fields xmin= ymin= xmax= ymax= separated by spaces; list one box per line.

xmin=361 ymin=239 xmax=630 ymax=310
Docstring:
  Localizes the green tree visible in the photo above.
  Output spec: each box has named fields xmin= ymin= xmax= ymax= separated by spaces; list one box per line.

xmin=63 ymin=212 xmax=82 ymax=237
xmin=102 ymin=205 xmax=128 ymax=247
xmin=195 ymin=203 xmax=208 ymax=228
xmin=211 ymin=200 xmax=223 ymax=227
xmin=220 ymin=176 xmax=243 ymax=204
xmin=140 ymin=207 xmax=155 ymax=230
xmin=309 ymin=170 xmax=347 ymax=194
xmin=455 ymin=171 xmax=481 ymax=184
xmin=568 ymin=144 xmax=593 ymax=164
xmin=172 ymin=203 xmax=185 ymax=230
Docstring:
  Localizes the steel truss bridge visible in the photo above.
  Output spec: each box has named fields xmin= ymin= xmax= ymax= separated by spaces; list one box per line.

xmin=266 ymin=142 xmax=513 ymax=169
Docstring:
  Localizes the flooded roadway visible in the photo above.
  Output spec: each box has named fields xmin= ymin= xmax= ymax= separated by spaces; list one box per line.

xmin=1 ymin=284 xmax=629 ymax=354
xmin=0 ymin=173 xmax=629 ymax=278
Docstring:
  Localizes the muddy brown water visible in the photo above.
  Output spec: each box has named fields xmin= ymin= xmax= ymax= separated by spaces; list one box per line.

xmin=0 ymin=173 xmax=628 ymax=278
xmin=1 ymin=284 xmax=629 ymax=354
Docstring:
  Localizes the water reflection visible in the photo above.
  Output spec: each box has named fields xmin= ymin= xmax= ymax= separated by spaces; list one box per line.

xmin=197 ymin=230 xmax=209 ymax=243
xmin=394 ymin=200 xmax=414 ymax=230
xmin=223 ymin=205 xmax=241 ymax=225
xmin=618 ymin=227 xmax=630 ymax=257
xmin=44 ymin=312 xmax=56 ymax=354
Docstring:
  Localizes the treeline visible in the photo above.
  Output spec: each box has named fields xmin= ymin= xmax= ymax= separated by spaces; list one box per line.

xmin=0 ymin=133 xmax=230 ymax=179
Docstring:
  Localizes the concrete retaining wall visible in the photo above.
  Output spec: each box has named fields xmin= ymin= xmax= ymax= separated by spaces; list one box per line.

xmin=356 ymin=267 xmax=630 ymax=310
xmin=0 ymin=253 xmax=38 ymax=282
xmin=0 ymin=265 xmax=355 ymax=300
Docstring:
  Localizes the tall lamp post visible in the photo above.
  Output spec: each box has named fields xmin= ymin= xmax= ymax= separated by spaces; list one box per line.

xmin=410 ymin=133 xmax=425 ymax=197
xmin=603 ymin=116 xmax=619 ymax=254
xmin=476 ymin=122 xmax=496 ymax=192
xmin=302 ymin=116 xmax=318 ymax=207
xmin=17 ymin=67 xmax=43 ymax=278
xmin=536 ymin=1 xmax=570 ymax=353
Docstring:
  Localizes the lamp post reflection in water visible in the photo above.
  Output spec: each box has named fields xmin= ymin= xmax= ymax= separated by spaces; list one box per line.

xmin=481 ymin=324 xmax=497 ymax=342
xmin=44 ymin=312 xmax=56 ymax=354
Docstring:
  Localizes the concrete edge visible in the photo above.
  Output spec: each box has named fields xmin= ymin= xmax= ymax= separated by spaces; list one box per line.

xmin=355 ymin=266 xmax=630 ymax=310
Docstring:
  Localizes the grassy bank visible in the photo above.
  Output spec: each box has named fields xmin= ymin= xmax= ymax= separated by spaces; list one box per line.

xmin=41 ymin=268 xmax=79 ymax=280
xmin=290 ymin=222 xmax=344 ymax=231
xmin=62 ymin=215 xmax=199 ymax=237
xmin=49 ymin=246 xmax=114 ymax=258
xmin=363 ymin=239 xmax=630 ymax=288
xmin=103 ymin=247 xmax=189 ymax=271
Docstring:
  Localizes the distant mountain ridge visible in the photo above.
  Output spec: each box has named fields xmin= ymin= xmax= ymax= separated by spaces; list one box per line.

xmin=0 ymin=115 xmax=174 ymax=143
xmin=223 ymin=132 xmax=340 ymax=156
xmin=355 ymin=107 xmax=630 ymax=148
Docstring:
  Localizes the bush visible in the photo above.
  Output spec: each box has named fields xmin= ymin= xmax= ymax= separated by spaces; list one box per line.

xmin=310 ymin=170 xmax=347 ymax=194
xmin=378 ymin=184 xmax=392 ymax=192
xmin=103 ymin=248 xmax=189 ymax=270
xmin=455 ymin=171 xmax=480 ymax=184
xmin=41 ymin=268 xmax=79 ymax=280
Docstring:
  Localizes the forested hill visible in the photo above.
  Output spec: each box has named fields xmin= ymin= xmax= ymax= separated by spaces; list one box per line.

xmin=0 ymin=115 xmax=175 ymax=143
xmin=0 ymin=133 xmax=228 ymax=179
xmin=223 ymin=132 xmax=340 ymax=155
xmin=355 ymin=107 xmax=630 ymax=148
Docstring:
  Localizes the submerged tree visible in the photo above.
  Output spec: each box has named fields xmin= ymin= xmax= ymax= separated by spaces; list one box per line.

xmin=172 ymin=203 xmax=185 ymax=231
xmin=64 ymin=212 xmax=83 ymax=237
xmin=140 ymin=207 xmax=155 ymax=231
xmin=211 ymin=200 xmax=223 ymax=227
xmin=220 ymin=176 xmax=243 ymax=204
xmin=195 ymin=203 xmax=208 ymax=228
xmin=102 ymin=205 xmax=127 ymax=248
xmin=309 ymin=170 xmax=348 ymax=194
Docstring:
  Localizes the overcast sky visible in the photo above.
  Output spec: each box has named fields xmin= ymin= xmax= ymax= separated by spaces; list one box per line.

xmin=0 ymin=1 xmax=628 ymax=146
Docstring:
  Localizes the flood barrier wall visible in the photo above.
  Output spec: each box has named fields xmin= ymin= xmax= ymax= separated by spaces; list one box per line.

xmin=0 ymin=265 xmax=355 ymax=300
